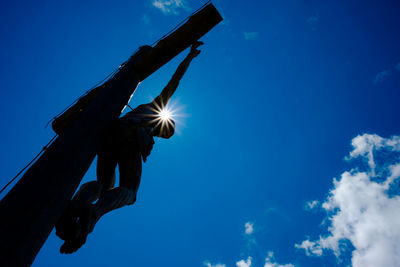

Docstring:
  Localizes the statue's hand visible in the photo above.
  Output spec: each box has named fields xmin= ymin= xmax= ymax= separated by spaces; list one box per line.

xmin=190 ymin=41 xmax=204 ymax=57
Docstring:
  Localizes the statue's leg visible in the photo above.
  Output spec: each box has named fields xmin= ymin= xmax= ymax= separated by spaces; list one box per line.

xmin=59 ymin=148 xmax=140 ymax=254
xmin=69 ymin=181 xmax=102 ymax=210
xmin=59 ymin=142 xmax=117 ymax=254
xmin=96 ymin=142 xmax=117 ymax=195
xmin=55 ymin=181 xmax=101 ymax=241
xmin=73 ymin=147 xmax=141 ymax=238
xmin=88 ymin=148 xmax=142 ymax=228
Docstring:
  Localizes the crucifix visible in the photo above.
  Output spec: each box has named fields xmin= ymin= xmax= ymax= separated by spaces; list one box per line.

xmin=0 ymin=3 xmax=222 ymax=266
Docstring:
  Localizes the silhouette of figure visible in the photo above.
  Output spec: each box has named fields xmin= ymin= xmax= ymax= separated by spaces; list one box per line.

xmin=56 ymin=41 xmax=203 ymax=253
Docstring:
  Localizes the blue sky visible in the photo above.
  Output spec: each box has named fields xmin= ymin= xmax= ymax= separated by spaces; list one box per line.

xmin=1 ymin=0 xmax=400 ymax=266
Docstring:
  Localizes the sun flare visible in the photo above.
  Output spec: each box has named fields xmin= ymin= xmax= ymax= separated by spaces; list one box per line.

xmin=145 ymin=97 xmax=187 ymax=136
xmin=159 ymin=108 xmax=171 ymax=121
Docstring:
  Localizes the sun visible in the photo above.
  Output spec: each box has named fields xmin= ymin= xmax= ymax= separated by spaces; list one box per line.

xmin=159 ymin=108 xmax=171 ymax=121
xmin=145 ymin=97 xmax=187 ymax=136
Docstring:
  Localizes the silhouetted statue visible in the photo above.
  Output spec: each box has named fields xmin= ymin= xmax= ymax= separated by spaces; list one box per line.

xmin=55 ymin=41 xmax=203 ymax=253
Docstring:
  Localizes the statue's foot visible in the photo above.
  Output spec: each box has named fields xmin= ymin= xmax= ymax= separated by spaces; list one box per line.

xmin=59 ymin=234 xmax=86 ymax=254
xmin=55 ymin=203 xmax=80 ymax=241
xmin=59 ymin=204 xmax=99 ymax=254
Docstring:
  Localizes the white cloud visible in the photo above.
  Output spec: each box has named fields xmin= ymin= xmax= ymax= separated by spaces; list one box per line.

xmin=236 ymin=256 xmax=252 ymax=267
xmin=347 ymin=134 xmax=400 ymax=175
xmin=152 ymin=0 xmax=187 ymax=14
xmin=243 ymin=32 xmax=259 ymax=40
xmin=304 ymin=200 xmax=319 ymax=211
xmin=295 ymin=239 xmax=323 ymax=256
xmin=245 ymin=222 xmax=254 ymax=235
xmin=296 ymin=134 xmax=400 ymax=267
xmin=203 ymin=261 xmax=226 ymax=267
xmin=264 ymin=251 xmax=295 ymax=267
xmin=347 ymin=133 xmax=384 ymax=175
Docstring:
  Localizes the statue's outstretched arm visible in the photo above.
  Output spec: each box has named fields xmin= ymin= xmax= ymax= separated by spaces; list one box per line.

xmin=154 ymin=41 xmax=203 ymax=107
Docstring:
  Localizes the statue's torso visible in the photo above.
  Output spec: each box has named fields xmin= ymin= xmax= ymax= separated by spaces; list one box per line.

xmin=118 ymin=103 xmax=156 ymax=162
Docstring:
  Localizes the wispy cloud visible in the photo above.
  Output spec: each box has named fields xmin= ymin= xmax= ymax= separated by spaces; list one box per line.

xmin=307 ymin=16 xmax=319 ymax=31
xmin=203 ymin=261 xmax=226 ymax=267
xmin=396 ymin=62 xmax=400 ymax=71
xmin=264 ymin=251 xmax=295 ymax=267
xmin=374 ymin=61 xmax=400 ymax=84
xmin=346 ymin=134 xmax=400 ymax=175
xmin=142 ymin=14 xmax=150 ymax=25
xmin=296 ymin=134 xmax=400 ymax=267
xmin=243 ymin=32 xmax=259 ymax=40
xmin=152 ymin=0 xmax=188 ymax=15
xmin=236 ymin=253 xmax=294 ymax=267
xmin=374 ymin=70 xmax=391 ymax=84
xmin=304 ymin=200 xmax=319 ymax=211
xmin=295 ymin=239 xmax=323 ymax=256
xmin=236 ymin=256 xmax=252 ymax=267
xmin=205 ymin=221 xmax=294 ymax=267
xmin=244 ymin=222 xmax=254 ymax=235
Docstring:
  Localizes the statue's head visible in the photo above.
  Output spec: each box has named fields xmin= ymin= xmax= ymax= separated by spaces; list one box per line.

xmin=151 ymin=119 xmax=175 ymax=139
